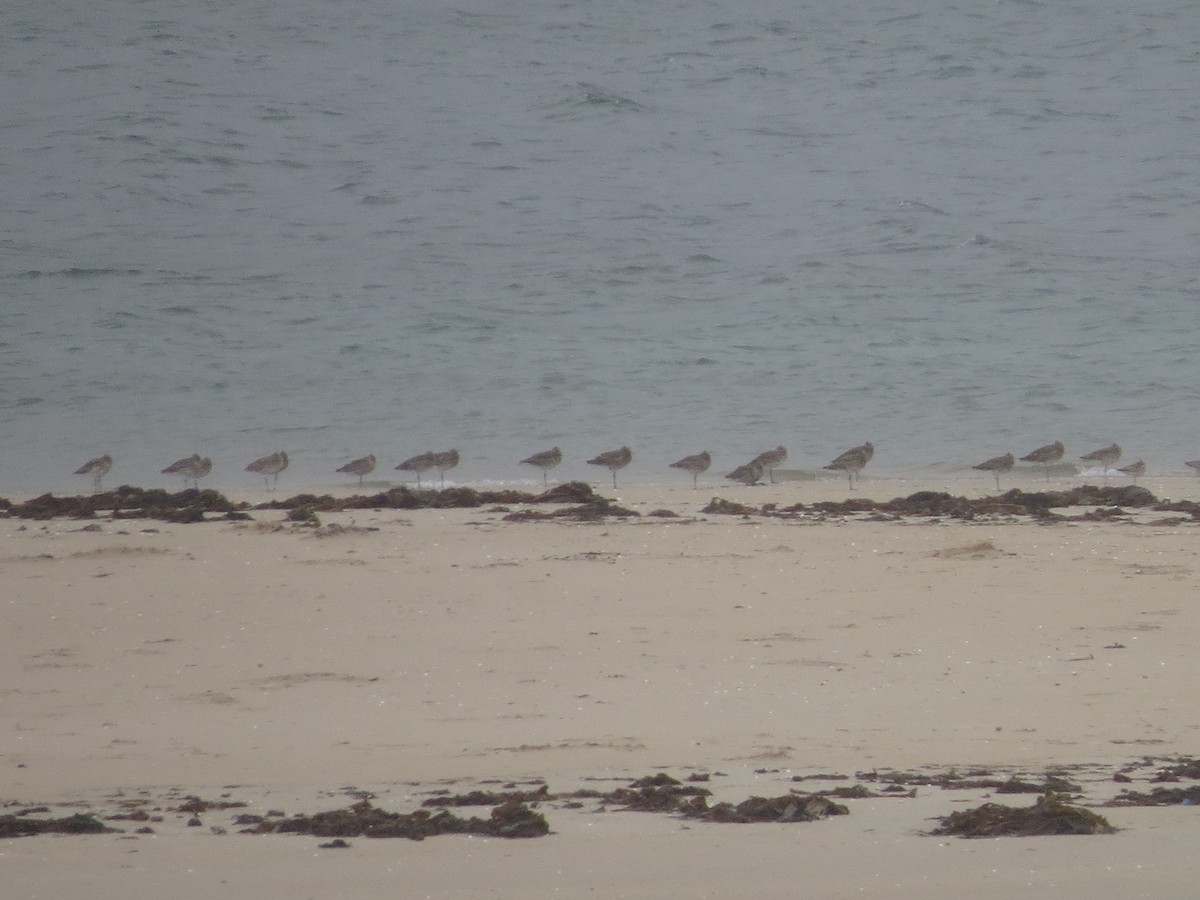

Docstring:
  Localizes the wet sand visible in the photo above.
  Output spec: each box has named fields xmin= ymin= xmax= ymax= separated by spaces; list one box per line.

xmin=4 ymin=474 xmax=1200 ymax=898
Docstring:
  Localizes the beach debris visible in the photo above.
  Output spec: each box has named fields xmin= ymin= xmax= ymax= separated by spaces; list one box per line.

xmin=285 ymin=505 xmax=320 ymax=525
xmin=857 ymin=769 xmax=1078 ymax=793
xmin=700 ymin=497 xmax=758 ymax=515
xmin=599 ymin=773 xmax=711 ymax=813
xmin=421 ymin=785 xmax=551 ymax=808
xmin=8 ymin=481 xmax=1200 ymax=527
xmin=29 ymin=761 xmax=1197 ymax=843
xmin=1148 ymin=758 xmax=1200 ymax=781
xmin=1105 ymin=786 xmax=1200 ymax=806
xmin=7 ymin=486 xmax=242 ymax=523
xmin=571 ymin=773 xmax=849 ymax=824
xmin=777 ymin=485 xmax=1183 ymax=522
xmin=260 ymin=799 xmax=549 ymax=840
xmin=173 ymin=796 xmax=249 ymax=815
xmin=0 ymin=482 xmax=620 ymax=524
xmin=414 ymin=773 xmax=848 ymax=826
xmin=306 ymin=522 xmax=380 ymax=538
xmin=0 ymin=812 xmax=112 ymax=838
xmin=929 ymin=792 xmax=1115 ymax=838
xmin=501 ymin=497 xmax=640 ymax=522
xmin=931 ymin=540 xmax=1010 ymax=560
xmin=698 ymin=794 xmax=848 ymax=824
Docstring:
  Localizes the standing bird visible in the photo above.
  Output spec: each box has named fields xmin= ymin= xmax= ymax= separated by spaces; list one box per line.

xmin=824 ymin=442 xmax=874 ymax=489
xmin=396 ymin=451 xmax=437 ymax=487
xmin=396 ymin=449 xmax=458 ymax=487
xmin=162 ymin=453 xmax=210 ymax=489
xmin=74 ymin=454 xmax=113 ymax=493
xmin=520 ymin=446 xmax=562 ymax=486
xmin=670 ymin=450 xmax=712 ymax=489
xmin=246 ymin=450 xmax=288 ymax=491
xmin=1080 ymin=443 xmax=1121 ymax=478
xmin=725 ymin=458 xmax=763 ymax=485
xmin=431 ymin=449 xmax=459 ymax=486
xmin=192 ymin=456 xmax=212 ymax=487
xmin=1117 ymin=460 xmax=1145 ymax=482
xmin=973 ymin=452 xmax=1015 ymax=491
xmin=586 ymin=446 xmax=632 ymax=488
xmin=337 ymin=454 xmax=376 ymax=486
xmin=1020 ymin=441 xmax=1065 ymax=482
xmin=751 ymin=446 xmax=788 ymax=484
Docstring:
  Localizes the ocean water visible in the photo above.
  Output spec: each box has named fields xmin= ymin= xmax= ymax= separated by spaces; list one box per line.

xmin=2 ymin=0 xmax=1198 ymax=494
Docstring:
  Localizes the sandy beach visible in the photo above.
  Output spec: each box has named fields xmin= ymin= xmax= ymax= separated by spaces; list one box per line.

xmin=4 ymin=473 xmax=1200 ymax=898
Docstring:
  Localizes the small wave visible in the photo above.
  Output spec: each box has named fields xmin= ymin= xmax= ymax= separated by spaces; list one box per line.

xmin=12 ymin=267 xmax=141 ymax=279
xmin=202 ymin=183 xmax=253 ymax=196
xmin=929 ymin=63 xmax=977 ymax=78
xmin=572 ymin=83 xmax=647 ymax=112
xmin=58 ymin=62 xmax=112 ymax=73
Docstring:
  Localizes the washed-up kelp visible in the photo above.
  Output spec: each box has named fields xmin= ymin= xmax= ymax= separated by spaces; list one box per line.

xmin=929 ymin=793 xmax=1115 ymax=837
xmin=254 ymin=799 xmax=549 ymax=840
xmin=0 ymin=812 xmax=111 ymax=838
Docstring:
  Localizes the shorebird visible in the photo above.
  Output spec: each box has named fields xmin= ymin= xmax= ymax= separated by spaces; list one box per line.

xmin=245 ymin=450 xmax=288 ymax=491
xmin=670 ymin=450 xmax=712 ymax=489
xmin=1117 ymin=460 xmax=1145 ymax=482
xmin=74 ymin=454 xmax=112 ymax=493
xmin=587 ymin=446 xmax=632 ymax=488
xmin=520 ymin=446 xmax=562 ymax=486
xmin=824 ymin=442 xmax=873 ymax=489
xmin=1186 ymin=460 xmax=1200 ymax=476
xmin=162 ymin=453 xmax=209 ymax=489
xmin=752 ymin=446 xmax=787 ymax=484
xmin=431 ymin=448 xmax=459 ymax=486
xmin=395 ymin=451 xmax=438 ymax=487
xmin=192 ymin=456 xmax=212 ymax=486
xmin=725 ymin=459 xmax=763 ymax=485
xmin=1080 ymin=443 xmax=1121 ymax=478
xmin=336 ymin=454 xmax=376 ymax=486
xmin=1020 ymin=441 xmax=1065 ymax=482
xmin=396 ymin=449 xmax=458 ymax=487
xmin=973 ymin=452 xmax=1015 ymax=491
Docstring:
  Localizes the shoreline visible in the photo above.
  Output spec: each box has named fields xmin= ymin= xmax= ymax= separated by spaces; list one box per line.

xmin=6 ymin=467 xmax=1200 ymax=508
xmin=8 ymin=450 xmax=1200 ymax=503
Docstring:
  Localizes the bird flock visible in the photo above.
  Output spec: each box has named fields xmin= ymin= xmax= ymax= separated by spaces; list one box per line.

xmin=974 ymin=441 xmax=1153 ymax=490
xmin=70 ymin=442 xmax=1200 ymax=495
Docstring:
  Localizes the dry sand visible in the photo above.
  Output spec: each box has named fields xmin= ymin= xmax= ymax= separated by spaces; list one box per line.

xmin=4 ymin=473 xmax=1200 ymax=898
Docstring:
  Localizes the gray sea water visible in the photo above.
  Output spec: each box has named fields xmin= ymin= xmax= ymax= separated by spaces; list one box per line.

xmin=2 ymin=0 xmax=1198 ymax=494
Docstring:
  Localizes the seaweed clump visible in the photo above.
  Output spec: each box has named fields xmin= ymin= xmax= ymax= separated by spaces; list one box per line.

xmin=260 ymin=799 xmax=548 ymax=840
xmin=929 ymin=792 xmax=1115 ymax=838
xmin=260 ymin=481 xmax=602 ymax=514
xmin=421 ymin=785 xmax=550 ymax=808
xmin=0 ymin=812 xmax=112 ymax=838
xmin=601 ymin=773 xmax=711 ymax=813
xmin=9 ymin=487 xmax=242 ymax=523
xmin=1105 ymin=785 xmax=1200 ymax=807
xmin=502 ymin=497 xmax=640 ymax=522
xmin=698 ymin=794 xmax=848 ymax=823
xmin=700 ymin=497 xmax=758 ymax=516
xmin=581 ymin=774 xmax=848 ymax=824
